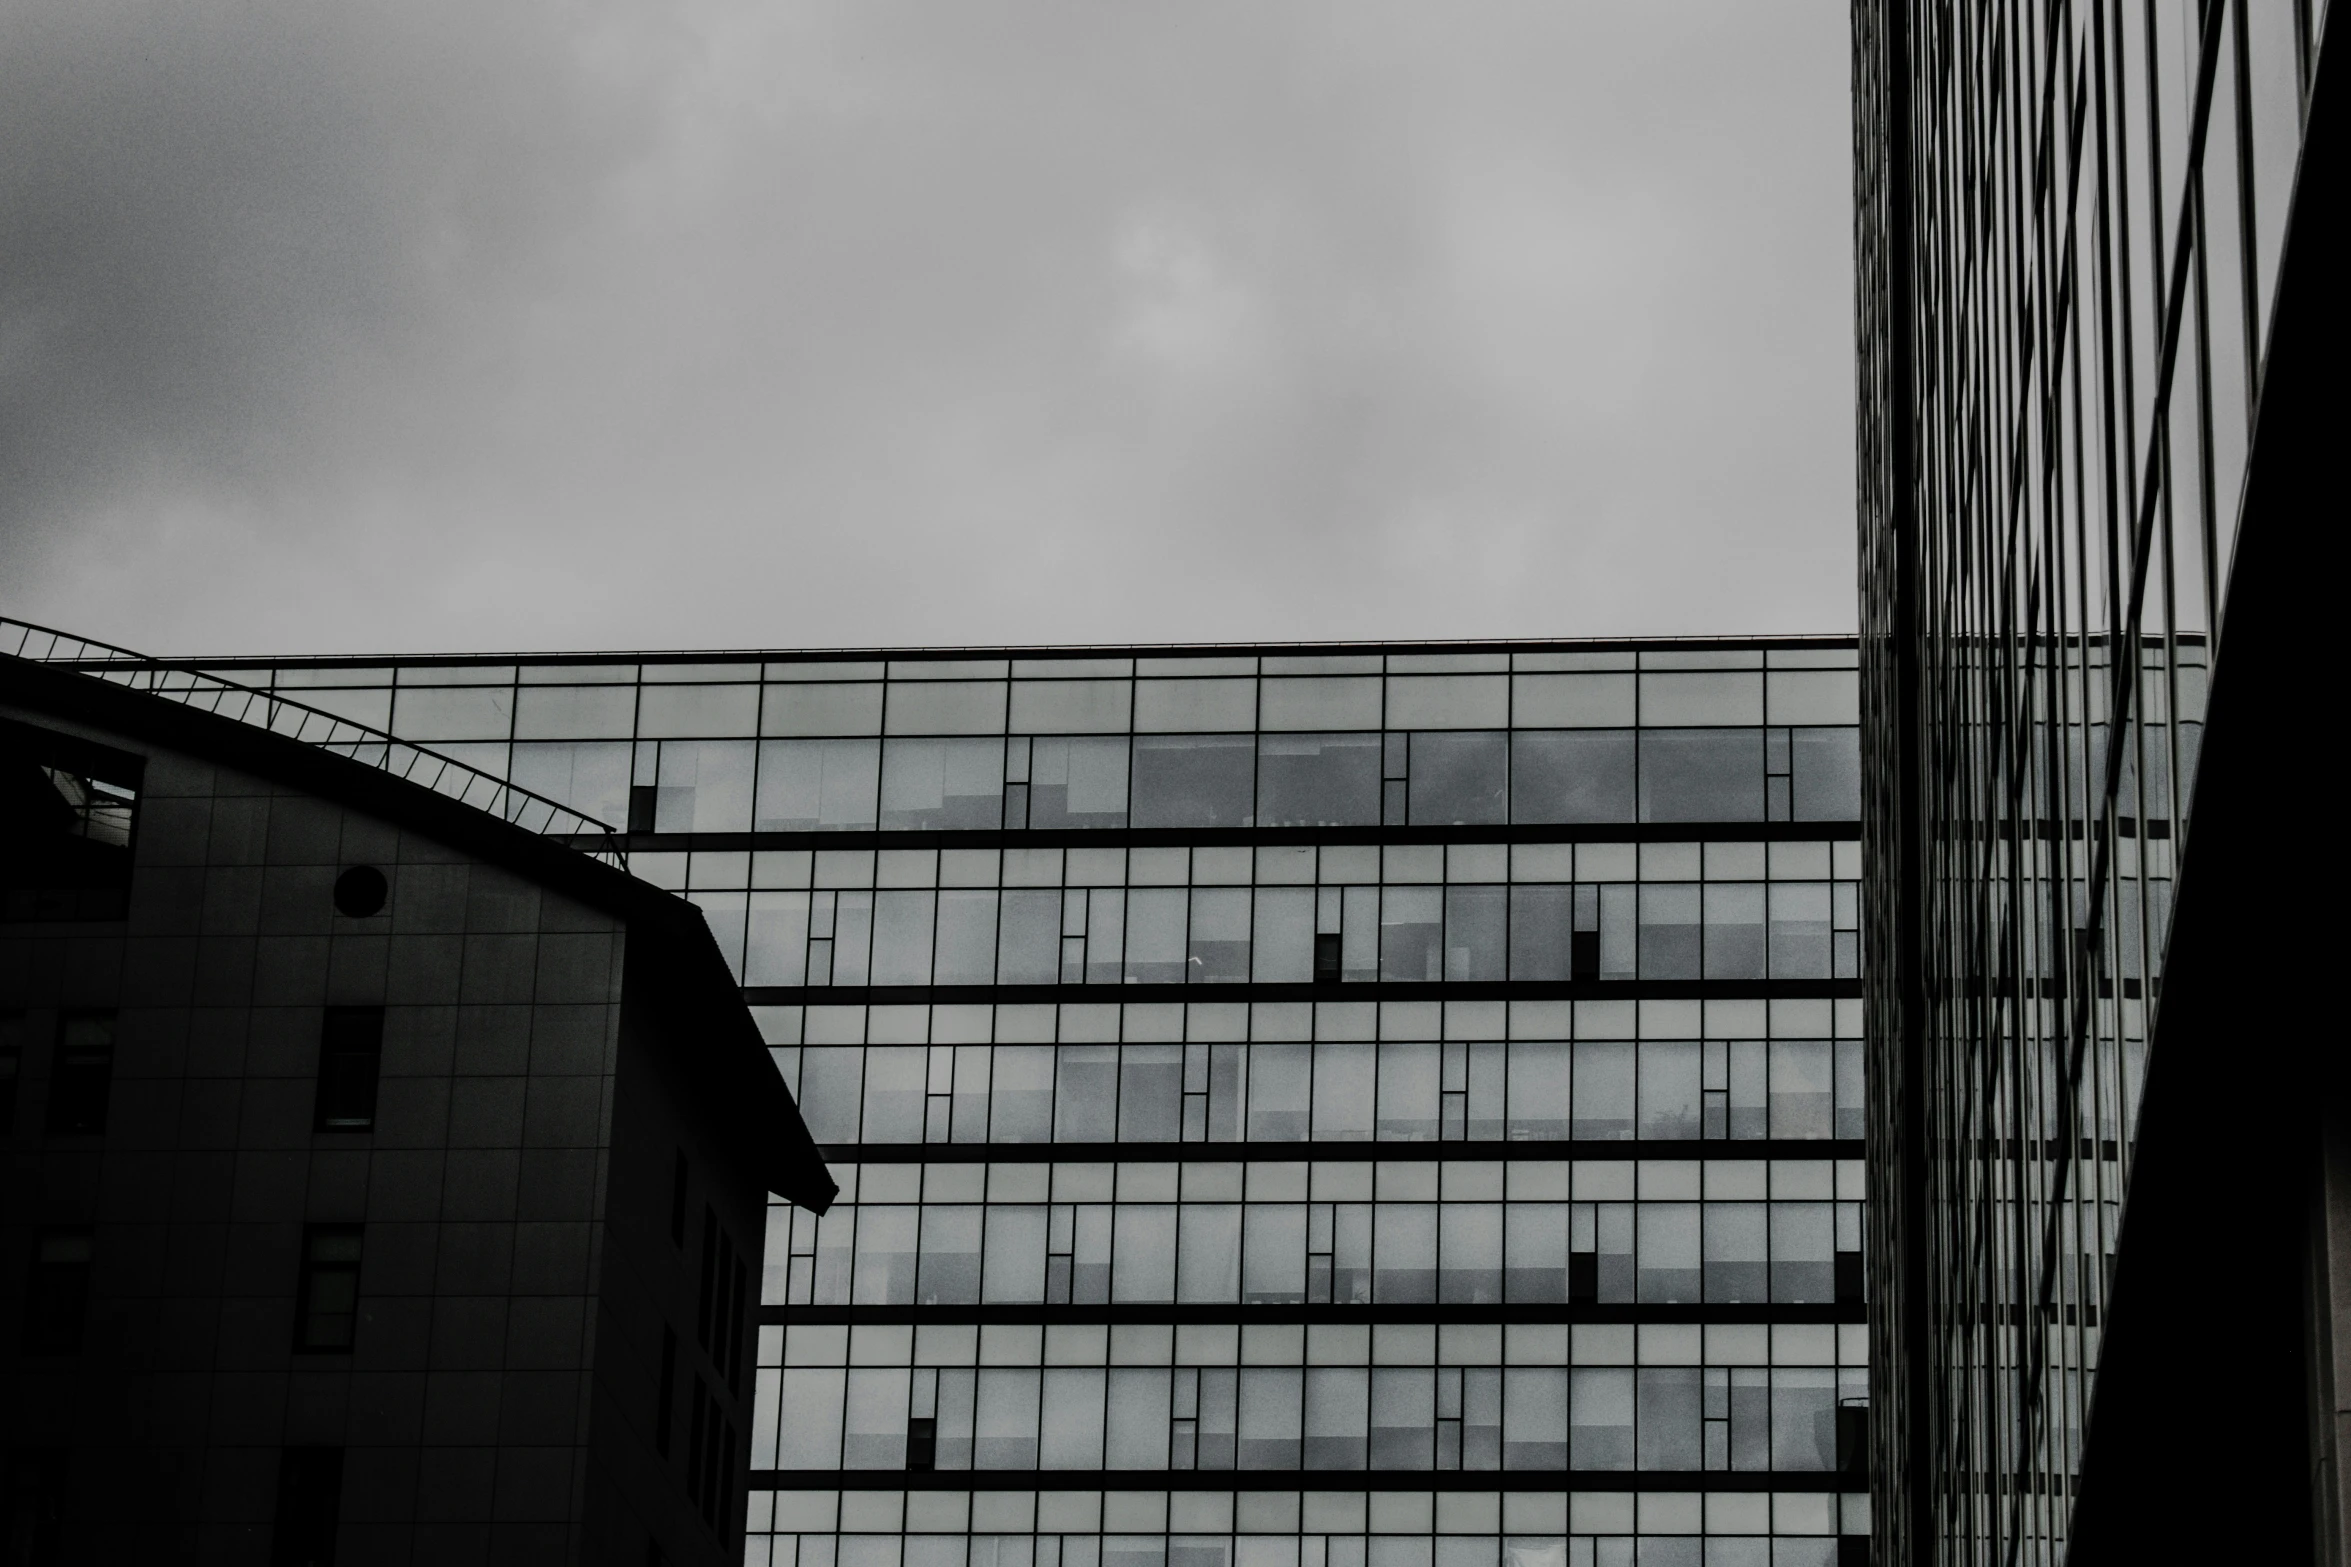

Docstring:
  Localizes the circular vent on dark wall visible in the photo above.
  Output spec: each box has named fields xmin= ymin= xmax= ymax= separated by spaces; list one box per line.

xmin=333 ymin=865 xmax=389 ymax=918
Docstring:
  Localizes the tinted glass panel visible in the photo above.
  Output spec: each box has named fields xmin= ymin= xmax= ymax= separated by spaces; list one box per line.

xmin=1255 ymin=734 xmax=1380 ymax=827
xmin=1791 ymin=727 xmax=1862 ymax=819
xmin=1407 ymin=733 xmax=1506 ymax=825
xmin=881 ymin=738 xmax=1005 ymax=829
xmin=1131 ymin=736 xmax=1255 ymax=829
xmin=1638 ymin=730 xmax=1764 ymax=822
xmin=756 ymin=740 xmax=880 ymax=831
xmin=1025 ymin=738 xmax=1129 ymax=829
xmin=1509 ymin=731 xmax=1635 ymax=822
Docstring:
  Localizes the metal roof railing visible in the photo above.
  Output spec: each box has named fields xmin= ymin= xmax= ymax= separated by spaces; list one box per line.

xmin=2 ymin=617 xmax=627 ymax=871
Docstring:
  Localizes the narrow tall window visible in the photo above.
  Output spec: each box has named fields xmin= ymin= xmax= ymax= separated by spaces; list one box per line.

xmin=1568 ymin=1248 xmax=1599 ymax=1305
xmin=313 ymin=1009 xmax=384 ymax=1132
xmin=1571 ymin=929 xmax=1602 ymax=982
xmin=669 ymin=1150 xmax=689 ymax=1247
xmin=725 ymin=1252 xmax=748 ymax=1388
xmin=685 ymin=1379 xmax=710 ymax=1517
xmin=906 ymin=1417 xmax=939 ymax=1472
xmin=1313 ymin=933 xmax=1342 ymax=986
xmin=0 ymin=1010 xmax=23 ymax=1131
xmin=656 ymin=1326 xmax=678 ymax=1456
xmin=24 ymin=1228 xmax=94 ymax=1353
xmin=696 ymin=1207 xmax=720 ymax=1350
xmin=45 ymin=1011 xmax=116 ymax=1135
xmin=1835 ymin=1249 xmax=1865 ymax=1304
xmin=295 ymin=1226 xmax=364 ymax=1351
xmin=269 ymin=1447 xmax=344 ymax=1567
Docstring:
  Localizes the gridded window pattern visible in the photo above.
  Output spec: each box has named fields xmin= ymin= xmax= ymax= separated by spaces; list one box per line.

xmin=1853 ymin=0 xmax=2324 ymax=1555
xmin=752 ymin=1322 xmax=1869 ymax=1476
xmin=763 ymin=1160 xmax=1866 ymax=1309
xmin=227 ymin=652 xmax=1860 ymax=836
xmin=236 ymin=638 xmax=1866 ymax=1565
xmin=747 ymin=1489 xmax=1870 ymax=1567
xmin=608 ymin=726 xmax=1858 ymax=835
xmin=652 ymin=842 xmax=1863 ymax=992
xmin=766 ymin=1000 xmax=1866 ymax=1149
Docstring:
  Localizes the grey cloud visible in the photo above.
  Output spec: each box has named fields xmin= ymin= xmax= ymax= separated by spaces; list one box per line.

xmin=1 ymin=0 xmax=1856 ymax=655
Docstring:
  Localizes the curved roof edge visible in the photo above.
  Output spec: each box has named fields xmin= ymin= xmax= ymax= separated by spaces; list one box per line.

xmin=1 ymin=615 xmax=627 ymax=869
xmin=1 ymin=651 xmax=835 ymax=1215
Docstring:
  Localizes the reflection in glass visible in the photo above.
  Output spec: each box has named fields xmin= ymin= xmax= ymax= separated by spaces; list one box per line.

xmin=1027 ymin=737 xmax=1129 ymax=829
xmin=1791 ymin=727 xmax=1862 ymax=819
xmin=1380 ymin=887 xmax=1443 ymax=982
xmin=1131 ymin=735 xmax=1255 ymax=828
xmin=655 ymin=740 xmax=756 ymax=831
xmin=1255 ymin=733 xmax=1380 ymax=826
xmin=508 ymin=740 xmax=632 ymax=825
xmin=757 ymin=739 xmax=880 ymax=831
xmin=1638 ymin=730 xmax=1764 ymax=822
xmin=881 ymin=738 xmax=1005 ymax=829
xmin=1406 ymin=733 xmax=1507 ymax=825
xmin=1509 ymin=731 xmax=1636 ymax=823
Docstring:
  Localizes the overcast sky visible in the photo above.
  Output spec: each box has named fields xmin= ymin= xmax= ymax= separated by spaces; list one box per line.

xmin=1 ymin=1 xmax=1855 ymax=658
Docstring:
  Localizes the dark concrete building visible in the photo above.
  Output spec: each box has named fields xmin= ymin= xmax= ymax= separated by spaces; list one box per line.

xmin=1 ymin=648 xmax=836 ymax=1565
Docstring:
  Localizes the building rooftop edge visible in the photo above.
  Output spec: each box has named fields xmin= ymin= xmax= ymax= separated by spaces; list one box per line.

xmin=160 ymin=632 xmax=1865 ymax=669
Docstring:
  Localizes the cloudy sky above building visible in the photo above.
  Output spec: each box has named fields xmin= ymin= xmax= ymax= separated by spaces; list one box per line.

xmin=0 ymin=0 xmax=1855 ymax=658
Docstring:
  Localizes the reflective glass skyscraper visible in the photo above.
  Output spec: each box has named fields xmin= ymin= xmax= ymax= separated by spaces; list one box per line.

xmin=1854 ymin=0 xmax=2343 ymax=1558
xmin=178 ymin=639 xmax=1872 ymax=1564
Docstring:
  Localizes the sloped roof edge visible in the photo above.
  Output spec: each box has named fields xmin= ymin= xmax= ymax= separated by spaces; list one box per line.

xmin=2 ymin=651 xmax=835 ymax=1214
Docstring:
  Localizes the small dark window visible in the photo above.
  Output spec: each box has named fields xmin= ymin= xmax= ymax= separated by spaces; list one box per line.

xmin=24 ymin=1229 xmax=93 ymax=1353
xmin=1835 ymin=1400 xmax=1870 ymax=1476
xmin=628 ymin=785 xmax=659 ymax=834
xmin=1571 ymin=929 xmax=1602 ymax=982
xmin=1835 ymin=1249 xmax=1866 ymax=1304
xmin=314 ymin=1009 xmax=385 ymax=1132
xmin=0 ymin=1010 xmax=23 ymax=1131
xmin=906 ymin=1417 xmax=938 ymax=1471
xmin=1313 ymin=933 xmax=1342 ymax=987
xmin=331 ymin=866 xmax=387 ymax=918
xmin=295 ymin=1226 xmax=364 ymax=1351
xmin=1837 ymin=1538 xmax=1874 ymax=1567
xmin=656 ymin=1326 xmax=679 ymax=1456
xmin=45 ymin=1011 xmax=115 ymax=1135
xmin=670 ymin=1150 xmax=690 ymax=1247
xmin=270 ymin=1447 xmax=344 ymax=1567
xmin=1568 ymin=1250 xmax=1599 ymax=1305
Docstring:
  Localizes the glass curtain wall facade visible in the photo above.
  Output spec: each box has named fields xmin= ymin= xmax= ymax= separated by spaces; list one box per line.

xmin=1853 ymin=0 xmax=2331 ymax=1560
xmin=210 ymin=641 xmax=1870 ymax=1566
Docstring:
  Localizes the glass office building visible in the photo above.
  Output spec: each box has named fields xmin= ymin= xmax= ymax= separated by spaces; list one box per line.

xmin=1854 ymin=0 xmax=2340 ymax=1558
xmin=180 ymin=639 xmax=1872 ymax=1565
